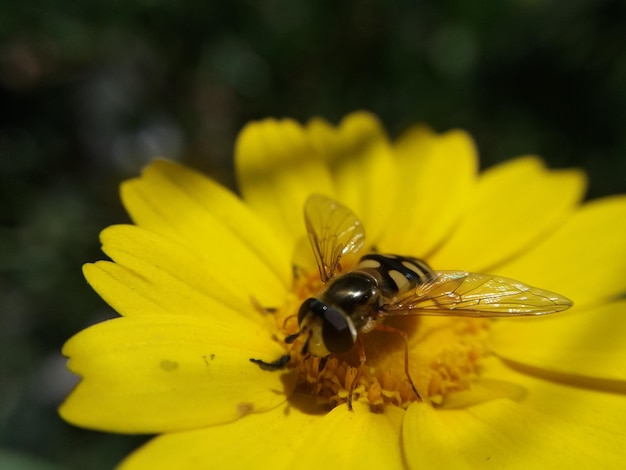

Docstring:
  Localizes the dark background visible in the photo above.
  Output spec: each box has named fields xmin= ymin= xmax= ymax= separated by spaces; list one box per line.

xmin=1 ymin=1 xmax=625 ymax=468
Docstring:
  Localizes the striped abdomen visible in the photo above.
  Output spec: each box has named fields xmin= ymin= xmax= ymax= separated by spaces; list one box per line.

xmin=354 ymin=253 xmax=435 ymax=300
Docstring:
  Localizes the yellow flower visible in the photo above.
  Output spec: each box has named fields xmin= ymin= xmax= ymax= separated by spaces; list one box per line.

xmin=60 ymin=112 xmax=626 ymax=469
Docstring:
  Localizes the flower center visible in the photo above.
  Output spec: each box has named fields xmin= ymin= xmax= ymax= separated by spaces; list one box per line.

xmin=275 ymin=265 xmax=493 ymax=408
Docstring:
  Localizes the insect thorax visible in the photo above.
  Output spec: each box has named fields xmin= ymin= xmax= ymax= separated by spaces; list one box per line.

xmin=320 ymin=272 xmax=380 ymax=330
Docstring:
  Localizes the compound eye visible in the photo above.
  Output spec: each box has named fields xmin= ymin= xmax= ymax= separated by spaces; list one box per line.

xmin=321 ymin=307 xmax=356 ymax=353
xmin=297 ymin=298 xmax=317 ymax=325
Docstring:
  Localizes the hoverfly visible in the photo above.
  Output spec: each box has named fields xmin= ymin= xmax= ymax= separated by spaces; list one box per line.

xmin=284 ymin=194 xmax=573 ymax=406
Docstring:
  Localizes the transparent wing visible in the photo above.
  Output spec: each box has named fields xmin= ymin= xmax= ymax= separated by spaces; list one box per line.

xmin=383 ymin=271 xmax=573 ymax=317
xmin=304 ymin=194 xmax=365 ymax=282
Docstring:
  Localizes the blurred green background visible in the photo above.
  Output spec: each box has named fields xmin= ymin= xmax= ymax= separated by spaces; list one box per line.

xmin=1 ymin=1 xmax=625 ymax=468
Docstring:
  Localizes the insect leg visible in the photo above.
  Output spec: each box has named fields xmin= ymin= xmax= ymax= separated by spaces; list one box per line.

xmin=249 ymin=296 xmax=277 ymax=315
xmin=282 ymin=314 xmax=298 ymax=330
xmin=249 ymin=354 xmax=291 ymax=371
xmin=373 ymin=324 xmax=422 ymax=401
xmin=317 ymin=355 xmax=329 ymax=372
xmin=346 ymin=337 xmax=367 ymax=411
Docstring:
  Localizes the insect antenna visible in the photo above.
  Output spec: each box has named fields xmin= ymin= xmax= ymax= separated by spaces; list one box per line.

xmin=285 ymin=329 xmax=313 ymax=356
xmin=285 ymin=332 xmax=300 ymax=344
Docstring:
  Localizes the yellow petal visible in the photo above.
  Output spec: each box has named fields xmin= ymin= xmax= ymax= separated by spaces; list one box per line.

xmin=403 ymin=398 xmax=624 ymax=469
xmin=491 ymin=299 xmax=626 ymax=384
xmin=94 ymin=224 xmax=285 ymax=314
xmin=480 ymin=357 xmax=626 ymax=436
xmin=294 ymin=402 xmax=405 ymax=469
xmin=120 ymin=160 xmax=292 ymax=291
xmin=60 ymin=316 xmax=295 ymax=433
xmin=119 ymin=394 xmax=326 ymax=470
xmin=235 ymin=118 xmax=334 ymax=247
xmin=378 ymin=125 xmax=478 ymax=257
xmin=494 ymin=195 xmax=626 ymax=308
xmin=307 ymin=111 xmax=396 ymax=243
xmin=84 ymin=260 xmax=255 ymax=321
xmin=119 ymin=399 xmax=406 ymax=470
xmin=427 ymin=156 xmax=587 ymax=271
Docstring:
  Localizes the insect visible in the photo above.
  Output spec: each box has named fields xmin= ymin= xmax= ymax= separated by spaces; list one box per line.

xmin=285 ymin=194 xmax=573 ymax=406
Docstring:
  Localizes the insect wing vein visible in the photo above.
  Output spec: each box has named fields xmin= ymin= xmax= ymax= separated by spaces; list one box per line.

xmin=304 ymin=194 xmax=365 ymax=282
xmin=384 ymin=271 xmax=573 ymax=317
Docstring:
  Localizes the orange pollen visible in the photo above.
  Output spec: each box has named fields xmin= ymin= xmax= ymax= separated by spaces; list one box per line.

xmin=274 ymin=267 xmax=492 ymax=409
